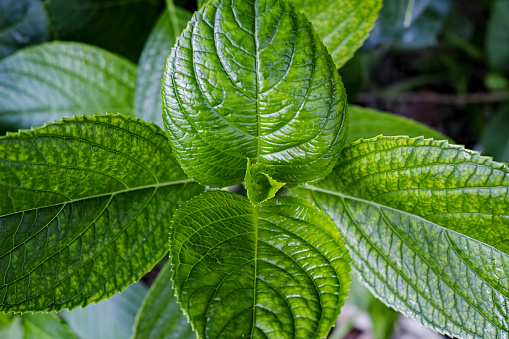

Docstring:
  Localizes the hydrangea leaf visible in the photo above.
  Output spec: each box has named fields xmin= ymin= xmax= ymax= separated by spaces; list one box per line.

xmin=348 ymin=105 xmax=451 ymax=143
xmin=132 ymin=260 xmax=195 ymax=339
xmin=291 ymin=0 xmax=382 ymax=69
xmin=245 ymin=159 xmax=285 ymax=205
xmin=0 ymin=114 xmax=204 ymax=313
xmin=293 ymin=136 xmax=509 ymax=338
xmin=134 ymin=7 xmax=192 ymax=127
xmin=0 ymin=0 xmax=49 ymax=59
xmin=170 ymin=191 xmax=351 ymax=338
xmin=162 ymin=0 xmax=347 ymax=188
xmin=0 ymin=42 xmax=136 ymax=132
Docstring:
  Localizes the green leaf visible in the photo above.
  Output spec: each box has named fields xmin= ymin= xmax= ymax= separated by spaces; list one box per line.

xmin=162 ymin=0 xmax=348 ymax=188
xmin=21 ymin=313 xmax=76 ymax=339
xmin=487 ymin=0 xmax=509 ymax=75
xmin=132 ymin=261 xmax=195 ymax=339
xmin=170 ymin=190 xmax=351 ymax=339
xmin=0 ymin=42 xmax=137 ymax=132
xmin=348 ymin=105 xmax=451 ymax=143
xmin=0 ymin=114 xmax=204 ymax=313
xmin=61 ymin=282 xmax=147 ymax=339
xmin=44 ymin=0 xmax=164 ymax=62
xmin=134 ymin=7 xmax=192 ymax=127
xmin=290 ymin=0 xmax=382 ymax=69
xmin=293 ymin=136 xmax=509 ymax=338
xmin=0 ymin=0 xmax=49 ymax=59
xmin=366 ymin=0 xmax=452 ymax=49
xmin=245 ymin=159 xmax=285 ymax=205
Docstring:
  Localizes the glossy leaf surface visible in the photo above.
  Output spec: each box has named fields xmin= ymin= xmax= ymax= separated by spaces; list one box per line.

xmin=0 ymin=114 xmax=203 ymax=313
xmin=291 ymin=0 xmax=382 ymax=68
xmin=294 ymin=136 xmax=509 ymax=338
xmin=132 ymin=260 xmax=195 ymax=339
xmin=170 ymin=191 xmax=351 ymax=338
xmin=44 ymin=0 xmax=163 ymax=62
xmin=162 ymin=0 xmax=347 ymax=187
xmin=0 ymin=42 xmax=137 ymax=131
xmin=348 ymin=105 xmax=451 ymax=143
xmin=135 ymin=7 xmax=192 ymax=127
xmin=0 ymin=0 xmax=49 ymax=59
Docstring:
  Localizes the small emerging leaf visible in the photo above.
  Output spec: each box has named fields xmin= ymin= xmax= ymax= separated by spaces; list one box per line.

xmin=0 ymin=114 xmax=204 ymax=313
xmin=245 ymin=160 xmax=285 ymax=205
xmin=170 ymin=191 xmax=351 ymax=338
xmin=162 ymin=0 xmax=347 ymax=188
xmin=294 ymin=136 xmax=509 ymax=338
xmin=132 ymin=261 xmax=195 ymax=339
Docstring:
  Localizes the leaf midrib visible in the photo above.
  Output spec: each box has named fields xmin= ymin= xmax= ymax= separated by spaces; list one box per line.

xmin=0 ymin=178 xmax=194 ymax=218
xmin=304 ymin=185 xmax=507 ymax=332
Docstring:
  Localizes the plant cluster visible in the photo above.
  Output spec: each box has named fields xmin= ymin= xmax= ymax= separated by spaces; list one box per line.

xmin=0 ymin=0 xmax=508 ymax=338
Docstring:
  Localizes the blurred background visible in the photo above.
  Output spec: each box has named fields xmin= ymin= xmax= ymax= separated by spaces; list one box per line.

xmin=0 ymin=0 xmax=507 ymax=338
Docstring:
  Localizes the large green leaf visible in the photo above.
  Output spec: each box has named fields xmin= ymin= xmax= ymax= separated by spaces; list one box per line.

xmin=0 ymin=114 xmax=204 ymax=313
xmin=132 ymin=260 xmax=195 ymax=339
xmin=290 ymin=0 xmax=382 ymax=69
xmin=487 ymin=0 xmax=509 ymax=75
xmin=293 ymin=136 xmax=509 ymax=338
xmin=170 ymin=190 xmax=351 ymax=338
xmin=162 ymin=0 xmax=347 ymax=188
xmin=134 ymin=7 xmax=192 ymax=127
xmin=44 ymin=0 xmax=163 ymax=62
xmin=0 ymin=0 xmax=49 ymax=59
xmin=61 ymin=282 xmax=147 ymax=339
xmin=0 ymin=42 xmax=137 ymax=132
xmin=348 ymin=105 xmax=451 ymax=143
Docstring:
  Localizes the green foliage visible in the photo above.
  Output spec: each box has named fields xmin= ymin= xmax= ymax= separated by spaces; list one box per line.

xmin=0 ymin=0 xmax=507 ymax=338
xmin=170 ymin=190 xmax=351 ymax=338
xmin=0 ymin=0 xmax=49 ymax=59
xmin=245 ymin=159 xmax=285 ymax=205
xmin=291 ymin=0 xmax=382 ymax=69
xmin=135 ymin=7 xmax=192 ymax=127
xmin=0 ymin=42 xmax=137 ymax=131
xmin=132 ymin=261 xmax=194 ymax=339
xmin=162 ymin=0 xmax=347 ymax=188
xmin=348 ymin=105 xmax=451 ymax=143
xmin=44 ymin=0 xmax=164 ymax=62
xmin=293 ymin=136 xmax=509 ymax=338
xmin=0 ymin=114 xmax=203 ymax=313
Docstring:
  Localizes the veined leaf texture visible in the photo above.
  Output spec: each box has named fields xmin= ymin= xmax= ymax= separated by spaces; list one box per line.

xmin=294 ymin=136 xmax=509 ymax=338
xmin=162 ymin=0 xmax=348 ymax=188
xmin=170 ymin=191 xmax=351 ymax=339
xmin=0 ymin=114 xmax=203 ymax=313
